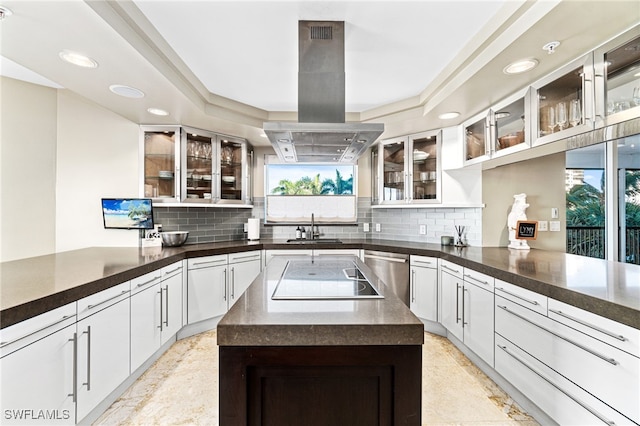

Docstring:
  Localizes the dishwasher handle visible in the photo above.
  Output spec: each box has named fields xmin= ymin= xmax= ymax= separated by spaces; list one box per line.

xmin=363 ymin=254 xmax=407 ymax=263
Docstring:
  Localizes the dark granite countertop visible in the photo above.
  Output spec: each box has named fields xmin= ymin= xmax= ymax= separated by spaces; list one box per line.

xmin=216 ymin=255 xmax=425 ymax=346
xmin=1 ymin=239 xmax=639 ymax=330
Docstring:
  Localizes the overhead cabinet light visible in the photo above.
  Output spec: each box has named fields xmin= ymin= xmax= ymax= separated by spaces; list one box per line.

xmin=503 ymin=58 xmax=538 ymax=75
xmin=109 ymin=84 xmax=144 ymax=98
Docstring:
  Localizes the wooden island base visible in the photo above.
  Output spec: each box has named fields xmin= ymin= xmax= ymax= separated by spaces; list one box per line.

xmin=219 ymin=345 xmax=422 ymax=426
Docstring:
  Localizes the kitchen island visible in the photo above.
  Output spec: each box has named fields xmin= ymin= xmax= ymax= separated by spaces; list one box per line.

xmin=217 ymin=255 xmax=424 ymax=426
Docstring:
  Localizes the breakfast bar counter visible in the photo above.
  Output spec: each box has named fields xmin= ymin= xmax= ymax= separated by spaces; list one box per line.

xmin=217 ymin=255 xmax=424 ymax=426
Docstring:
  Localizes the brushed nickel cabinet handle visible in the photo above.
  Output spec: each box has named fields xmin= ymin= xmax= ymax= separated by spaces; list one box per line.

xmin=496 ymin=287 xmax=539 ymax=306
xmin=549 ymin=309 xmax=626 ymax=342
xmin=497 ymin=344 xmax=615 ymax=425
xmin=442 ymin=264 xmax=461 ymax=275
xmin=158 ymin=290 xmax=163 ymax=331
xmin=68 ymin=332 xmax=78 ymax=403
xmin=1 ymin=315 xmax=75 ymax=348
xmin=87 ymin=290 xmax=129 ymax=310
xmin=137 ymin=275 xmax=162 ymax=288
xmin=82 ymin=326 xmax=91 ymax=391
xmin=164 ymin=285 xmax=169 ymax=327
xmin=464 ymin=273 xmax=490 ymax=287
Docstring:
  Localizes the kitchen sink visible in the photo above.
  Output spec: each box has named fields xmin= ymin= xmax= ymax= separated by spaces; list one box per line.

xmin=285 ymin=238 xmax=343 ymax=244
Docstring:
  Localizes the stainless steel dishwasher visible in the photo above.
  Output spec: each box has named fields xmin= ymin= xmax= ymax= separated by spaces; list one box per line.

xmin=363 ymin=250 xmax=410 ymax=306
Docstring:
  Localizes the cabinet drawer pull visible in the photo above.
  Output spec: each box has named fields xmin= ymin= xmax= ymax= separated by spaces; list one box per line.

xmin=87 ymin=290 xmax=129 ymax=311
xmin=164 ymin=285 xmax=169 ymax=327
xmin=442 ymin=264 xmax=461 ymax=275
xmin=164 ymin=266 xmax=182 ymax=275
xmin=411 ymin=270 xmax=416 ymax=303
xmin=137 ymin=275 xmax=162 ymax=288
xmin=455 ymin=283 xmax=461 ymax=324
xmin=462 ymin=288 xmax=469 ymax=326
xmin=549 ymin=309 xmax=626 ymax=342
xmin=364 ymin=254 xmax=407 ymax=263
xmin=158 ymin=290 xmax=163 ymax=331
xmin=192 ymin=260 xmax=226 ymax=266
xmin=223 ymin=268 xmax=228 ymax=301
xmin=464 ymin=273 xmax=490 ymax=287
xmin=231 ymin=267 xmax=235 ymax=299
xmin=231 ymin=254 xmax=260 ymax=261
xmin=498 ymin=305 xmax=619 ymax=366
xmin=496 ymin=287 xmax=539 ymax=305
xmin=1 ymin=315 xmax=75 ymax=348
xmin=497 ymin=344 xmax=615 ymax=425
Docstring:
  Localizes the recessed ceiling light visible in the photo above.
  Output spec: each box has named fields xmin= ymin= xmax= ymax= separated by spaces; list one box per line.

xmin=109 ymin=84 xmax=144 ymax=98
xmin=635 ymin=72 xmax=640 ymax=77
xmin=503 ymin=59 xmax=539 ymax=75
xmin=0 ymin=5 xmax=13 ymax=20
xmin=438 ymin=112 xmax=460 ymax=120
xmin=147 ymin=107 xmax=169 ymax=116
xmin=59 ymin=50 xmax=98 ymax=68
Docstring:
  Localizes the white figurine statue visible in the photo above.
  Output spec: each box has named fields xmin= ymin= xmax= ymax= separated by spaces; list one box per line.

xmin=507 ymin=193 xmax=530 ymax=250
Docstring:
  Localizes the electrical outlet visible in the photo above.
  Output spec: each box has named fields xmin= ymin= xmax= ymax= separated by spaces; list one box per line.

xmin=375 ymin=223 xmax=381 ymax=232
xmin=243 ymin=223 xmax=248 ymax=232
xmin=419 ymin=225 xmax=426 ymax=235
xmin=550 ymin=221 xmax=561 ymax=232
xmin=363 ymin=223 xmax=370 ymax=232
xmin=538 ymin=220 xmax=548 ymax=231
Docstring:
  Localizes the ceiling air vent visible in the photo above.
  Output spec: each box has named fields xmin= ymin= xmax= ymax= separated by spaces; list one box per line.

xmin=310 ymin=25 xmax=333 ymax=40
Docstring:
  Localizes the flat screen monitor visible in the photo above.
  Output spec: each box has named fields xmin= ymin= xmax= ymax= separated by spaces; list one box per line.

xmin=102 ymin=198 xmax=154 ymax=230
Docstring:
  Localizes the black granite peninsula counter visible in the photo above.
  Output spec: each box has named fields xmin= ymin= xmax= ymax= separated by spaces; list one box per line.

xmin=217 ymin=255 xmax=424 ymax=425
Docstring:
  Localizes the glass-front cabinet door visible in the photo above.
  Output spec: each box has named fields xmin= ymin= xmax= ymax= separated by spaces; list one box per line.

xmin=373 ymin=131 xmax=441 ymax=204
xmin=594 ymin=27 xmax=640 ymax=127
xmin=182 ymin=127 xmax=216 ymax=203
xmin=409 ymin=131 xmax=441 ymax=203
xmin=531 ymin=53 xmax=595 ymax=146
xmin=217 ymin=136 xmax=249 ymax=204
xmin=492 ymin=89 xmax=530 ymax=158
xmin=378 ymin=136 xmax=407 ymax=204
xmin=464 ymin=113 xmax=489 ymax=165
xmin=141 ymin=126 xmax=180 ymax=202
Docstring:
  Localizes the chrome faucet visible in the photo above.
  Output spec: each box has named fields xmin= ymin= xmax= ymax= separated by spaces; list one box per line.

xmin=311 ymin=213 xmax=319 ymax=240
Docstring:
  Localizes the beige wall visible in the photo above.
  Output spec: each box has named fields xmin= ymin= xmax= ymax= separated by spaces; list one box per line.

xmin=1 ymin=77 xmax=57 ymax=262
xmin=56 ymin=90 xmax=139 ymax=252
xmin=482 ymin=152 xmax=566 ymax=251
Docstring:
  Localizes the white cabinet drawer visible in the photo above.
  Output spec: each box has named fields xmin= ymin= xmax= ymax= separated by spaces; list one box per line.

xmin=131 ymin=269 xmax=163 ymax=295
xmin=463 ymin=268 xmax=494 ymax=291
xmin=0 ymin=302 xmax=77 ymax=357
xmin=410 ymin=255 xmax=437 ymax=269
xmin=229 ymin=250 xmax=261 ymax=264
xmin=162 ymin=260 xmax=183 ymax=279
xmin=548 ymin=298 xmax=640 ymax=359
xmin=77 ymin=281 xmax=130 ymax=321
xmin=188 ymin=254 xmax=227 ymax=270
xmin=495 ymin=279 xmax=547 ymax=315
xmin=496 ymin=296 xmax=639 ymax=423
xmin=439 ymin=259 xmax=463 ymax=278
xmin=495 ymin=334 xmax=632 ymax=426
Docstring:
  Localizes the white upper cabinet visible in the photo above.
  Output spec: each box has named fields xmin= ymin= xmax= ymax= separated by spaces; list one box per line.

xmin=530 ymin=53 xmax=595 ymax=147
xmin=141 ymin=125 xmax=253 ymax=206
xmin=372 ymin=130 xmax=442 ymax=205
xmin=593 ymin=25 xmax=640 ymax=128
xmin=463 ymin=88 xmax=531 ymax=166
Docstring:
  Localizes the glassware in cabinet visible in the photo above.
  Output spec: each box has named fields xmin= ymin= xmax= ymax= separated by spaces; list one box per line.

xmin=594 ymin=27 xmax=640 ymax=127
xmin=182 ymin=128 xmax=215 ymax=203
xmin=531 ymin=53 xmax=595 ymax=146
xmin=141 ymin=126 xmax=180 ymax=202
xmin=217 ymin=137 xmax=247 ymax=204
xmin=409 ymin=131 xmax=441 ymax=203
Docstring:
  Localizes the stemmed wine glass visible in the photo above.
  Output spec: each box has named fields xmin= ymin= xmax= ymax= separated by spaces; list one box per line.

xmin=556 ymin=102 xmax=567 ymax=131
xmin=547 ymin=106 xmax=556 ymax=134
xmin=569 ymin=99 xmax=581 ymax=127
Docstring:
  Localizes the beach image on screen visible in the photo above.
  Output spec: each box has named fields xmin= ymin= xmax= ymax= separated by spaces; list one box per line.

xmin=102 ymin=199 xmax=153 ymax=229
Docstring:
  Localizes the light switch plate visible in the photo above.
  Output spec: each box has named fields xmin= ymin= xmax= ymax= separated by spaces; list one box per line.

xmin=419 ymin=225 xmax=426 ymax=235
xmin=363 ymin=223 xmax=370 ymax=232
xmin=375 ymin=223 xmax=381 ymax=232
xmin=550 ymin=221 xmax=561 ymax=231
xmin=538 ymin=220 xmax=548 ymax=231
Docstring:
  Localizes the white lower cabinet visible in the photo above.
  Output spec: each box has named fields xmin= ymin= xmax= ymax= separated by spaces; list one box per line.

xmin=495 ymin=282 xmax=640 ymax=424
xmin=75 ymin=283 xmax=130 ymax=422
xmin=130 ymin=261 xmax=183 ymax=372
xmin=0 ymin=303 xmax=77 ymax=425
xmin=439 ymin=260 xmax=495 ymax=366
xmin=410 ymin=255 xmax=438 ymax=321
xmin=188 ymin=251 xmax=262 ymax=323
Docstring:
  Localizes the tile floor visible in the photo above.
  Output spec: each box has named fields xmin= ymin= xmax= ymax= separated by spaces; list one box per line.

xmin=95 ymin=330 xmax=540 ymax=425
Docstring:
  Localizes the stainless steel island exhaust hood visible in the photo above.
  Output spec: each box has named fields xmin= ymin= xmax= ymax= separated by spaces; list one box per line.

xmin=264 ymin=21 xmax=384 ymax=163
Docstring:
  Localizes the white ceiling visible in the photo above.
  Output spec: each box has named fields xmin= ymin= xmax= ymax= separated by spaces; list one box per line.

xmin=1 ymin=1 xmax=639 ymax=146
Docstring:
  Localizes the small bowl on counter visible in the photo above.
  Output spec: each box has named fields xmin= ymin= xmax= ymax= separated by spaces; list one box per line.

xmin=160 ymin=231 xmax=189 ymax=247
